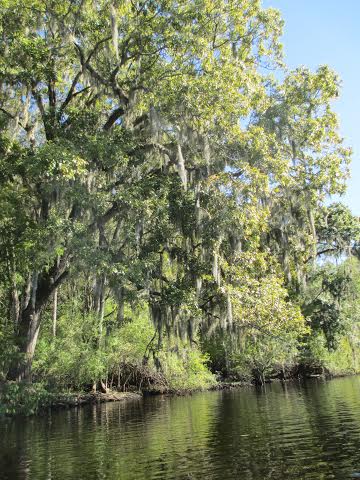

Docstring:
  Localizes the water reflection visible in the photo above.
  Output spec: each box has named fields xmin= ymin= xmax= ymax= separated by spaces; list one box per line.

xmin=1 ymin=377 xmax=360 ymax=479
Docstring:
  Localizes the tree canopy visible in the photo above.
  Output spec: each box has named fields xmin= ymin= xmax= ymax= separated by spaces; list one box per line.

xmin=0 ymin=0 xmax=359 ymax=391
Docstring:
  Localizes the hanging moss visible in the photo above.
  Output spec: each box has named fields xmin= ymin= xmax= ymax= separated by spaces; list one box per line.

xmin=212 ymin=251 xmax=221 ymax=286
xmin=176 ymin=143 xmax=187 ymax=189
xmin=227 ymin=293 xmax=233 ymax=327
xmin=110 ymin=4 xmax=119 ymax=60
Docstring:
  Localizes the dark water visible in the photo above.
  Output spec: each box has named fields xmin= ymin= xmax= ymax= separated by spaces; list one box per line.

xmin=2 ymin=377 xmax=360 ymax=479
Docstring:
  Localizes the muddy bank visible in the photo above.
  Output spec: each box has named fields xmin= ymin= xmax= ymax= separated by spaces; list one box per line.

xmin=50 ymin=391 xmax=142 ymax=408
xmin=0 ymin=385 xmax=142 ymax=417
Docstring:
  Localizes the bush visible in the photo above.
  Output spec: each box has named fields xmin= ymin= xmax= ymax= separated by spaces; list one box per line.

xmin=0 ymin=382 xmax=53 ymax=416
xmin=158 ymin=346 xmax=216 ymax=391
xmin=301 ymin=332 xmax=360 ymax=375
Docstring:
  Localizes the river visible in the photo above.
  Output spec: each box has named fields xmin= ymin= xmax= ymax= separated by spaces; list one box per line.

xmin=1 ymin=376 xmax=360 ymax=479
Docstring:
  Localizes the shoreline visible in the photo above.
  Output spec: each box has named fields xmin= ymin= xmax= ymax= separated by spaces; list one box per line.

xmin=50 ymin=390 xmax=143 ymax=409
xmin=0 ymin=371 xmax=357 ymax=417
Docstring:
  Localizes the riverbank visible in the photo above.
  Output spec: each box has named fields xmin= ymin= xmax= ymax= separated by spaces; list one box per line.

xmin=0 ymin=383 xmax=142 ymax=416
xmin=0 ymin=366 xmax=356 ymax=417
xmin=0 ymin=380 xmax=254 ymax=416
xmin=50 ymin=391 xmax=142 ymax=408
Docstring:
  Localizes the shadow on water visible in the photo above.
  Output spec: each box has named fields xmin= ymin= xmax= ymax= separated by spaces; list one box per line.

xmin=1 ymin=377 xmax=360 ymax=479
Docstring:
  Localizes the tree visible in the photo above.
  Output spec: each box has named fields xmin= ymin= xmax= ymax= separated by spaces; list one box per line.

xmin=0 ymin=0 xmax=285 ymax=380
xmin=0 ymin=0 xmax=350 ymax=384
xmin=260 ymin=67 xmax=351 ymax=291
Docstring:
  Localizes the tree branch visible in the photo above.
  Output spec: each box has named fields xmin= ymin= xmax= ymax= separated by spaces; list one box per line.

xmin=103 ymin=107 xmax=124 ymax=130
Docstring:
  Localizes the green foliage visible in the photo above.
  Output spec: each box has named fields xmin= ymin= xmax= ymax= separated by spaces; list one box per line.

xmin=301 ymin=333 xmax=360 ymax=376
xmin=203 ymin=329 xmax=300 ymax=384
xmin=31 ymin=294 xmax=215 ymax=392
xmin=232 ymin=335 xmax=299 ymax=383
xmin=0 ymin=382 xmax=52 ymax=416
xmin=0 ymin=0 xmax=358 ymax=397
xmin=303 ymin=261 xmax=357 ymax=350
xmin=33 ymin=303 xmax=150 ymax=388
xmin=301 ymin=258 xmax=360 ymax=369
xmin=158 ymin=347 xmax=216 ymax=391
xmin=317 ymin=203 xmax=360 ymax=258
xmin=0 ymin=323 xmax=20 ymax=381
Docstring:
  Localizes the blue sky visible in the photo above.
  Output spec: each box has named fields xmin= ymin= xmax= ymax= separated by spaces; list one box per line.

xmin=263 ymin=0 xmax=360 ymax=215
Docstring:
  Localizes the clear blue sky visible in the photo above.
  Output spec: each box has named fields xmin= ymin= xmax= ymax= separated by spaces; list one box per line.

xmin=263 ymin=0 xmax=360 ymax=215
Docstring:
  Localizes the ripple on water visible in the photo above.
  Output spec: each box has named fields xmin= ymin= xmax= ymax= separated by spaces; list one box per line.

xmin=2 ymin=377 xmax=360 ymax=479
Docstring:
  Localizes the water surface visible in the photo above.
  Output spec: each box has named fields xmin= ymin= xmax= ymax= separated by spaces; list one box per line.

xmin=2 ymin=376 xmax=360 ymax=479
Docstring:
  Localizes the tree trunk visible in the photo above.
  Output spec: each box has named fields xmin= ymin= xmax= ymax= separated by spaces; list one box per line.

xmin=308 ymin=207 xmax=317 ymax=266
xmin=6 ymin=261 xmax=68 ymax=382
xmin=10 ymin=282 xmax=20 ymax=327
xmin=52 ymin=288 xmax=58 ymax=337
xmin=7 ymin=306 xmax=41 ymax=382
xmin=52 ymin=257 xmax=60 ymax=337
